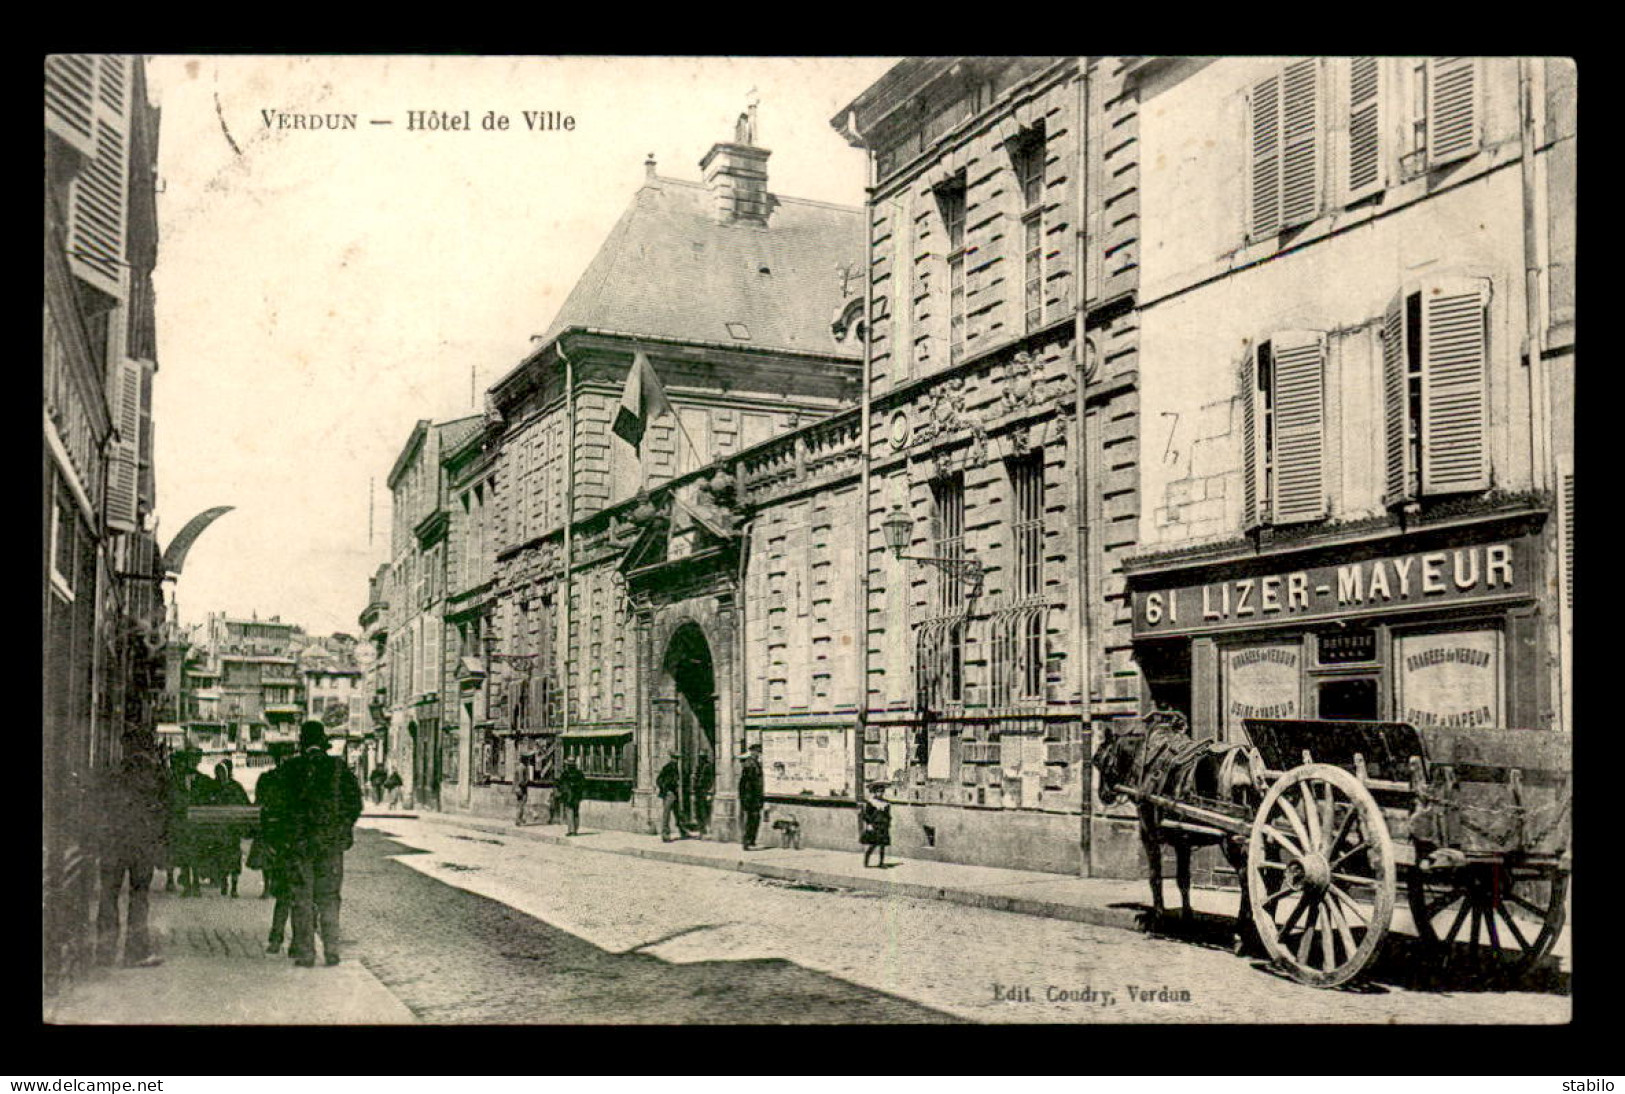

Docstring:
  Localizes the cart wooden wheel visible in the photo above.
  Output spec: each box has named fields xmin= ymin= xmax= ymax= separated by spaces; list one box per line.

xmin=1406 ymin=861 xmax=1568 ymax=979
xmin=1247 ymin=763 xmax=1395 ymax=988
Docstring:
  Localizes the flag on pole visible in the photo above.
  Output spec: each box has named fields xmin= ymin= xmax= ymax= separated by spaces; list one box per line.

xmin=612 ymin=352 xmax=673 ymax=453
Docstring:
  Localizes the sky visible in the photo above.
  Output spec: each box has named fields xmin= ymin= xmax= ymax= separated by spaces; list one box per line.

xmin=148 ymin=55 xmax=897 ymax=637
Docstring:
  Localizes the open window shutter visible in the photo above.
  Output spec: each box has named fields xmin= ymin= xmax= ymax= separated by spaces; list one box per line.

xmin=1248 ymin=75 xmax=1282 ymax=240
xmin=1381 ymin=292 xmax=1412 ymax=505
xmin=105 ymin=358 xmax=141 ymax=532
xmin=1560 ymin=464 xmax=1575 ymax=613
xmin=1426 ymin=57 xmax=1480 ymax=168
xmin=1269 ymin=331 xmax=1327 ymax=524
xmin=1280 ymin=59 xmax=1323 ymax=229
xmin=1419 ymin=277 xmax=1491 ymax=495
xmin=1240 ymin=346 xmax=1265 ymax=529
xmin=1346 ymin=58 xmax=1384 ymax=202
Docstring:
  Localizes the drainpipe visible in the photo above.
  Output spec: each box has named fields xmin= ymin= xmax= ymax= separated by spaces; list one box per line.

xmin=736 ymin=512 xmax=755 ymax=766
xmin=858 ymin=130 xmax=876 ymax=809
xmin=559 ymin=342 xmax=576 ymax=757
xmin=1072 ymin=57 xmax=1096 ymax=876
xmin=1518 ymin=58 xmax=1549 ymax=494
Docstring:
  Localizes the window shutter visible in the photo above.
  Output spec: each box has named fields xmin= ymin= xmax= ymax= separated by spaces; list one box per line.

xmin=1381 ymin=291 xmax=1412 ymax=505
xmin=1419 ymin=277 xmax=1490 ymax=496
xmin=1346 ymin=58 xmax=1384 ymax=202
xmin=1280 ymin=59 xmax=1323 ymax=229
xmin=44 ymin=54 xmax=97 ymax=154
xmin=1248 ymin=75 xmax=1282 ymax=240
xmin=105 ymin=358 xmax=141 ymax=532
xmin=1240 ymin=346 xmax=1265 ymax=529
xmin=1426 ymin=57 xmax=1480 ymax=168
xmin=1269 ymin=331 xmax=1327 ymax=524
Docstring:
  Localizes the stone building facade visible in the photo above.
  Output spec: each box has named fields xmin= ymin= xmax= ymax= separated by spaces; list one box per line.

xmin=1118 ymin=58 xmax=1575 ymax=874
xmin=43 ymin=54 xmax=166 ymax=992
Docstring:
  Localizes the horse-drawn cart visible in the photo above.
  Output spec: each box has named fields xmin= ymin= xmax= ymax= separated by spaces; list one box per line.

xmin=1097 ymin=717 xmax=1571 ymax=988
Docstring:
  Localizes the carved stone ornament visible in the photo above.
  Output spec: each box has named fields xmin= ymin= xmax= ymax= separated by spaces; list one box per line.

xmin=914 ymin=378 xmax=967 ymax=447
xmin=1005 ymin=424 xmax=1031 ymax=458
xmin=1002 ymin=350 xmax=1039 ymax=413
xmin=889 ymin=410 xmax=910 ymax=451
xmin=932 ymin=447 xmax=957 ymax=482
xmin=967 ymin=423 xmax=990 ymax=469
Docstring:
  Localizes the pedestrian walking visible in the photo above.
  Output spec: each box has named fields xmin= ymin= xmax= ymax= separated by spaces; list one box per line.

xmin=184 ymin=762 xmax=220 ymax=896
xmin=513 ymin=754 xmax=531 ymax=826
xmin=368 ymin=765 xmax=387 ymax=806
xmin=556 ymin=757 xmax=587 ymax=836
xmin=691 ymin=751 xmax=715 ymax=836
xmin=163 ymin=751 xmax=198 ymax=895
xmin=384 ymin=769 xmax=403 ymax=808
xmin=209 ymin=760 xmax=249 ymax=897
xmin=860 ymin=781 xmax=893 ymax=868
xmin=737 ymin=743 xmax=764 ymax=850
xmin=248 ymin=742 xmax=298 ymax=954
xmin=657 ymin=752 xmax=684 ymax=842
xmin=96 ymin=727 xmax=170 ymax=968
xmin=269 ymin=721 xmax=364 ymax=968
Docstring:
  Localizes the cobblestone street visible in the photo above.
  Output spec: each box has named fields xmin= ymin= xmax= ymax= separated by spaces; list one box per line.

xmin=336 ymin=818 xmax=1570 ymax=1024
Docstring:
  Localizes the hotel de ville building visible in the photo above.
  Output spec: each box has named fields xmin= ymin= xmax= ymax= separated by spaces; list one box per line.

xmin=374 ymin=57 xmax=1574 ymax=881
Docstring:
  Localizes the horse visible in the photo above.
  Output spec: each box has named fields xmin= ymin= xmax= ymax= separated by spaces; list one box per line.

xmin=1093 ymin=711 xmax=1266 ymax=953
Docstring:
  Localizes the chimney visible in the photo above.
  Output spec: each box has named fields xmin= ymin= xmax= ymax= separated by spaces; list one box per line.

xmin=700 ymin=103 xmax=771 ymax=225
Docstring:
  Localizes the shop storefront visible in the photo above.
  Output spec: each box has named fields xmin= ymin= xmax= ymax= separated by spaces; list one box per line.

xmin=1126 ymin=512 xmax=1552 ymax=742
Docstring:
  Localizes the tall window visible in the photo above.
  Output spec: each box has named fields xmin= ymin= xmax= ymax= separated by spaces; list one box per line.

xmin=1008 ymin=450 xmax=1045 ymax=599
xmin=1381 ymin=278 xmax=1491 ymax=504
xmin=932 ymin=472 xmax=966 ymax=613
xmin=937 ymin=174 xmax=968 ymax=364
xmin=1248 ymin=59 xmax=1322 ymax=240
xmin=1243 ymin=332 xmax=1326 ymax=527
xmin=1013 ymin=126 xmax=1046 ymax=333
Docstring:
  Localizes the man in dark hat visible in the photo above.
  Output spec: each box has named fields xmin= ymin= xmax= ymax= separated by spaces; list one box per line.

xmin=737 ymin=743 xmax=764 ymax=851
xmin=96 ymin=727 xmax=170 ymax=967
xmin=272 ymin=721 xmax=363 ymax=967
xmin=556 ymin=757 xmax=587 ymax=836
xmin=250 ymin=739 xmax=299 ymax=954
xmin=690 ymin=751 xmax=715 ymax=837
xmin=656 ymin=751 xmax=684 ymax=842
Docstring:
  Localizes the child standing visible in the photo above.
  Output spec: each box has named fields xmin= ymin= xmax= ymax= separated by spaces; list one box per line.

xmin=860 ymin=781 xmax=893 ymax=868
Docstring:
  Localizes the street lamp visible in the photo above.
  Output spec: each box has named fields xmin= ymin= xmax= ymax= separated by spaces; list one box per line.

xmin=881 ymin=504 xmax=984 ymax=598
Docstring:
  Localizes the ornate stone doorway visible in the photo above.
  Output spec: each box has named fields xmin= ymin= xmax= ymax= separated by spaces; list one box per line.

xmin=662 ymin=622 xmax=716 ymax=832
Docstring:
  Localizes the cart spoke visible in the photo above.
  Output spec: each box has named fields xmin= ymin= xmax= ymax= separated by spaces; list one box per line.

xmin=1262 ymin=885 xmax=1293 ymax=911
xmin=1319 ymin=902 xmax=1339 ymax=970
xmin=1260 ymin=823 xmax=1303 ymax=859
xmin=1324 ymin=803 xmax=1358 ymax=860
xmin=1424 ymin=886 xmax=1468 ymax=919
xmin=1483 ymin=900 xmax=1502 ymax=951
xmin=1331 ymin=838 xmax=1369 ymax=872
xmin=1280 ymin=891 xmax=1309 ymax=935
xmin=1275 ymin=796 xmax=1313 ymax=852
xmin=1327 ymin=883 xmax=1369 ymax=927
xmin=1332 ymin=871 xmax=1375 ymax=888
xmin=1505 ymin=893 xmax=1548 ymax=920
xmin=1443 ymin=897 xmax=1472 ymax=943
xmin=1299 ymin=783 xmax=1323 ymax=849
xmin=1256 ymin=860 xmax=1286 ymax=871
xmin=1296 ymin=899 xmax=1321 ymax=966
xmin=1495 ymin=902 xmax=1533 ymax=953
xmin=1326 ymin=893 xmax=1358 ymax=957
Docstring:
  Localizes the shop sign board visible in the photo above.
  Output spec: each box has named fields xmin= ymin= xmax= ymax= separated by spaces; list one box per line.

xmin=1132 ymin=535 xmax=1537 ymax=638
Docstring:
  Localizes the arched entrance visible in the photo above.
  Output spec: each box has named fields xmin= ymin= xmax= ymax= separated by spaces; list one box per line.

xmin=662 ymin=622 xmax=716 ymax=833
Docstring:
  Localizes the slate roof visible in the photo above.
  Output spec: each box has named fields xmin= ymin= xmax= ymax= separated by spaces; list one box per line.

xmin=435 ymin=414 xmax=484 ymax=455
xmin=536 ymin=175 xmax=865 ymax=360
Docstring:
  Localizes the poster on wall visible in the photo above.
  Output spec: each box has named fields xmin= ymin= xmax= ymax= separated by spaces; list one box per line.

xmin=1396 ymin=629 xmax=1503 ymax=729
xmin=885 ymin=725 xmax=911 ymax=786
xmin=1224 ymin=643 xmax=1301 ymax=741
xmin=760 ymin=727 xmax=852 ymax=797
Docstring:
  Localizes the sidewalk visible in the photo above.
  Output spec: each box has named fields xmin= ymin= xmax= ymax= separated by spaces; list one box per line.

xmin=43 ymin=874 xmax=415 ymax=1025
xmin=403 ymin=809 xmax=1571 ymax=968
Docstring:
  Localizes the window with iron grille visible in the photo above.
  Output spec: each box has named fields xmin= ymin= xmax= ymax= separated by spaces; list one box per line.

xmin=1008 ymin=450 xmax=1044 ymax=599
xmin=932 ymin=472 xmax=966 ymax=613
xmin=937 ymin=175 xmax=968 ymax=364
xmin=1013 ymin=126 xmax=1047 ymax=332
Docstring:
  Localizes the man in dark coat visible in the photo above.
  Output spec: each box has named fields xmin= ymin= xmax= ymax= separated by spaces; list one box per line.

xmin=737 ymin=743 xmax=764 ymax=851
xmin=656 ymin=752 xmax=684 ymax=842
xmin=97 ymin=728 xmax=170 ymax=967
xmin=164 ymin=751 xmax=198 ymax=894
xmin=368 ymin=765 xmax=387 ymax=806
xmin=556 ymin=758 xmax=587 ymax=836
xmin=210 ymin=760 xmax=250 ymax=897
xmin=691 ymin=751 xmax=715 ymax=836
xmin=271 ymin=721 xmax=364 ymax=967
xmin=251 ymin=741 xmax=298 ymax=953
